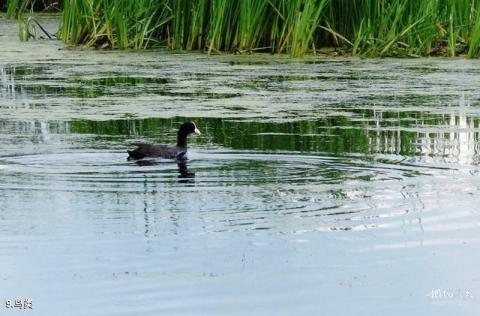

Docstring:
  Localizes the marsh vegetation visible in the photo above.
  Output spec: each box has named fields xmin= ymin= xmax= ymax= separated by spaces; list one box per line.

xmin=4 ymin=0 xmax=480 ymax=57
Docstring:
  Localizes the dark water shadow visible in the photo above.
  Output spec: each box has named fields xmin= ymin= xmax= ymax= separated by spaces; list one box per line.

xmin=177 ymin=161 xmax=195 ymax=183
xmin=133 ymin=159 xmax=195 ymax=183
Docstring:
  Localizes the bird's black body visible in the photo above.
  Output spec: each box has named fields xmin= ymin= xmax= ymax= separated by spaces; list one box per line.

xmin=127 ymin=144 xmax=187 ymax=160
xmin=127 ymin=122 xmax=200 ymax=161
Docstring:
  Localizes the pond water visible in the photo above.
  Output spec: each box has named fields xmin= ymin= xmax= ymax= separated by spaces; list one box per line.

xmin=1 ymin=16 xmax=480 ymax=315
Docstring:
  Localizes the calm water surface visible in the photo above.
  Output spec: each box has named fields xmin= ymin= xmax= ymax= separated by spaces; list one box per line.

xmin=1 ymin=16 xmax=480 ymax=315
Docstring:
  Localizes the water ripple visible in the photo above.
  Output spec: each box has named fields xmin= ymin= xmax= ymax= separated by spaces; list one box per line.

xmin=1 ymin=149 xmax=474 ymax=237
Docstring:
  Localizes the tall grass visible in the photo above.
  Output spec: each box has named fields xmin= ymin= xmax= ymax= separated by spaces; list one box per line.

xmin=6 ymin=0 xmax=30 ymax=18
xmin=60 ymin=0 xmax=171 ymax=49
xmin=4 ymin=0 xmax=60 ymax=18
xmin=58 ymin=0 xmax=333 ymax=55
xmin=329 ymin=0 xmax=480 ymax=57
xmin=6 ymin=0 xmax=480 ymax=57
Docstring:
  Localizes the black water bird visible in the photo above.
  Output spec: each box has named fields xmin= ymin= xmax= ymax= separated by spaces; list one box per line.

xmin=127 ymin=122 xmax=201 ymax=160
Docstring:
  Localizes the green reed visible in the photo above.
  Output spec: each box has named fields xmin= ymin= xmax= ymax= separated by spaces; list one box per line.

xmin=57 ymin=0 xmax=333 ymax=55
xmin=6 ymin=0 xmax=30 ymax=18
xmin=60 ymin=0 xmax=170 ymax=49
xmin=331 ymin=0 xmax=480 ymax=57
xmin=5 ymin=0 xmax=61 ymax=18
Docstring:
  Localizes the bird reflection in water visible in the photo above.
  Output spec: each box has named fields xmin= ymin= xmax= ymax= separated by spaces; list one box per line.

xmin=177 ymin=161 xmax=195 ymax=183
xmin=133 ymin=159 xmax=195 ymax=183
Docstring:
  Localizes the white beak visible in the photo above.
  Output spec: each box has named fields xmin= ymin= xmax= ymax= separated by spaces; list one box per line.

xmin=194 ymin=127 xmax=201 ymax=135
